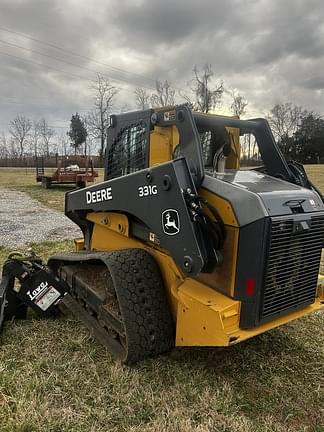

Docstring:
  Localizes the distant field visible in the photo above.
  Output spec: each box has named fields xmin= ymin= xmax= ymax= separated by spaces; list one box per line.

xmin=0 ymin=164 xmax=323 ymax=211
xmin=0 ymin=165 xmax=323 ymax=431
xmin=0 ymin=167 xmax=104 ymax=211
xmin=305 ymin=164 xmax=324 ymax=191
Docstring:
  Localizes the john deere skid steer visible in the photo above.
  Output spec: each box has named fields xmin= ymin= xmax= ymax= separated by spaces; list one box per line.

xmin=1 ymin=105 xmax=324 ymax=363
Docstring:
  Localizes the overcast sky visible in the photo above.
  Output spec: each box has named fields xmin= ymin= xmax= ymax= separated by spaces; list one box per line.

xmin=0 ymin=0 xmax=324 ymax=136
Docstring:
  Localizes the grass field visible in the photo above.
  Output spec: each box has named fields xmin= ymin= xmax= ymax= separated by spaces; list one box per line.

xmin=0 ymin=165 xmax=323 ymax=212
xmin=0 ymin=168 xmax=104 ymax=212
xmin=0 ymin=166 xmax=323 ymax=431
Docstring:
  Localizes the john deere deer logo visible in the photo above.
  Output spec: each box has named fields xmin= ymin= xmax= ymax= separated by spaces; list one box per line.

xmin=162 ymin=209 xmax=180 ymax=235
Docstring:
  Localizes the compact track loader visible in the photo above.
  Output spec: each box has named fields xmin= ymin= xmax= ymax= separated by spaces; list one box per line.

xmin=1 ymin=105 xmax=324 ymax=363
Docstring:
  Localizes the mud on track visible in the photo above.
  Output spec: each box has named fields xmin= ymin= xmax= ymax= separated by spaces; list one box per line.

xmin=0 ymin=187 xmax=81 ymax=248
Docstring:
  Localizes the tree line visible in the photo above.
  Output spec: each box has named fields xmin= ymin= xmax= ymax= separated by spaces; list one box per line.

xmin=268 ymin=103 xmax=324 ymax=163
xmin=1 ymin=64 xmax=323 ymax=164
xmin=0 ymin=117 xmax=56 ymax=158
xmin=68 ymin=65 xmax=248 ymax=158
xmin=0 ymin=65 xmax=248 ymax=160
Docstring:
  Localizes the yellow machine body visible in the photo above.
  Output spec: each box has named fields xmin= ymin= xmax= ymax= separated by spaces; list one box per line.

xmin=75 ymin=113 xmax=324 ymax=348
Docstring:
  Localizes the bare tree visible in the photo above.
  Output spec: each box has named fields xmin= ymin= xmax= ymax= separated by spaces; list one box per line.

xmin=187 ymin=64 xmax=223 ymax=113
xmin=84 ymin=133 xmax=96 ymax=157
xmin=230 ymin=89 xmax=248 ymax=117
xmin=58 ymin=132 xmax=69 ymax=157
xmin=134 ymin=87 xmax=150 ymax=110
xmin=39 ymin=118 xmax=55 ymax=156
xmin=31 ymin=120 xmax=41 ymax=156
xmin=0 ymin=132 xmax=9 ymax=158
xmin=87 ymin=74 xmax=119 ymax=159
xmin=150 ymin=80 xmax=175 ymax=107
xmin=9 ymin=138 xmax=18 ymax=158
xmin=267 ymin=102 xmax=305 ymax=141
xmin=9 ymin=114 xmax=32 ymax=157
xmin=81 ymin=114 xmax=93 ymax=156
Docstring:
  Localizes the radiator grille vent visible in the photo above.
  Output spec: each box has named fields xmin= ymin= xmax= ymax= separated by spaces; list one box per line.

xmin=261 ymin=215 xmax=324 ymax=320
xmin=107 ymin=122 xmax=148 ymax=180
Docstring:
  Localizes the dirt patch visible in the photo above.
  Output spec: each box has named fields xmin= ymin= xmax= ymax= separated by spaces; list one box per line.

xmin=0 ymin=187 xmax=81 ymax=248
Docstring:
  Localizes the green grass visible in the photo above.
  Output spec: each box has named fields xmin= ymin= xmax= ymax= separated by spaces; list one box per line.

xmin=0 ymin=168 xmax=104 ymax=211
xmin=0 ymin=240 xmax=74 ymax=266
xmin=0 ymin=167 xmax=323 ymax=431
xmin=0 ymin=165 xmax=322 ymax=213
xmin=0 ymin=268 xmax=323 ymax=431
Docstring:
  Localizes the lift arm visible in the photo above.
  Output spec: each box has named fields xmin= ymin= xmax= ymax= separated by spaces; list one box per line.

xmin=65 ymin=158 xmax=223 ymax=275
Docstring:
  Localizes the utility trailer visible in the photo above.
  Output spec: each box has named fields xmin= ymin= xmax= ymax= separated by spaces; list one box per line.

xmin=36 ymin=156 xmax=98 ymax=188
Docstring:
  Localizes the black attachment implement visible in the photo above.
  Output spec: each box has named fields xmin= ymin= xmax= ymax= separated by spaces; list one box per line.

xmin=0 ymin=252 xmax=66 ymax=333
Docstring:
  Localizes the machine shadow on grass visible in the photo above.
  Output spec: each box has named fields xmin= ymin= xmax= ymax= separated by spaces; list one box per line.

xmin=150 ymin=326 xmax=312 ymax=377
xmin=0 ymin=311 xmax=321 ymax=430
xmin=141 ymin=326 xmax=321 ymax=426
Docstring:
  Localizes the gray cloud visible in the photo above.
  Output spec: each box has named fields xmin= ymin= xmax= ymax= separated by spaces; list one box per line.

xmin=0 ymin=0 xmax=323 ymax=136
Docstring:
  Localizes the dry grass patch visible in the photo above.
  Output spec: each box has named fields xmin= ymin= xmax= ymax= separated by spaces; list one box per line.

xmin=0 ymin=165 xmax=323 ymax=431
xmin=0 ymin=310 xmax=323 ymax=432
xmin=0 ymin=165 xmax=322 ymax=214
xmin=0 ymin=168 xmax=104 ymax=212
xmin=305 ymin=164 xmax=324 ymax=189
xmin=0 ymin=240 xmax=323 ymax=432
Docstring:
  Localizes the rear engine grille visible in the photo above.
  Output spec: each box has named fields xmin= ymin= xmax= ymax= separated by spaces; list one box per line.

xmin=260 ymin=215 xmax=324 ymax=320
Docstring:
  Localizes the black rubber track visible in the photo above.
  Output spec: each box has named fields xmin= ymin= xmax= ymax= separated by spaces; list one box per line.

xmin=107 ymin=248 xmax=174 ymax=364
